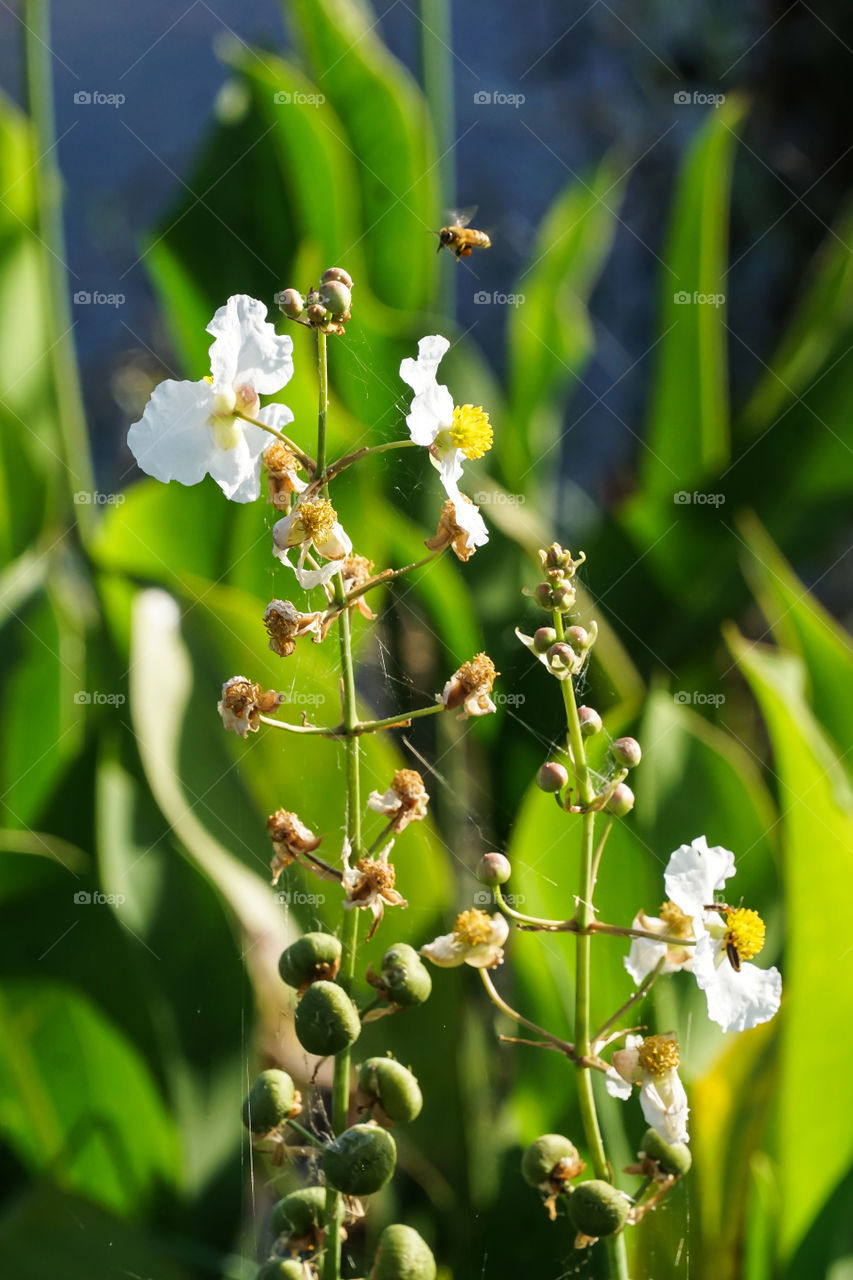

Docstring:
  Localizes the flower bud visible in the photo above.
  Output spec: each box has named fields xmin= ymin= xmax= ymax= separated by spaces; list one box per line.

xmin=276 ymin=288 xmax=304 ymax=319
xmin=610 ymin=736 xmax=642 ymax=768
xmin=537 ymin=762 xmax=568 ymax=793
xmin=546 ymin=642 xmax=579 ymax=675
xmin=323 ymin=1122 xmax=397 ymax=1195
xmin=568 ymin=1180 xmax=629 ymax=1238
xmin=551 ymin=583 xmax=576 ymax=613
xmin=534 ymin=582 xmax=554 ymax=610
xmin=541 ymin=543 xmax=574 ymax=572
xmin=521 ymin=1134 xmax=582 ymax=1188
xmin=319 ymin=280 xmax=351 ymax=317
xmin=371 ymin=1224 xmax=436 ymax=1280
xmin=321 ymin=266 xmax=354 ymax=289
xmin=564 ymin=625 xmax=589 ymax=650
xmin=242 ymin=1068 xmax=297 ymax=1133
xmin=294 ymin=980 xmax=360 ymax=1056
xmin=279 ymin=932 xmax=342 ymax=989
xmin=270 ymin=1185 xmax=338 ymax=1239
xmin=477 ymin=852 xmax=511 ymax=885
xmin=306 ymin=303 xmax=328 ymax=325
xmin=372 ymin=943 xmax=433 ymax=1006
xmin=532 ymin=626 xmax=557 ymax=654
xmin=640 ymin=1127 xmax=692 ymax=1177
xmin=358 ymin=1057 xmax=423 ymax=1125
xmin=257 ymin=1259 xmax=306 ymax=1280
xmin=605 ymin=783 xmax=635 ymax=817
xmin=578 ymin=705 xmax=602 ymax=736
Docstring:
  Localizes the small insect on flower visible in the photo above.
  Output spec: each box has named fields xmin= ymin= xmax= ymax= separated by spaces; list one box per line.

xmin=436 ymin=208 xmax=491 ymax=261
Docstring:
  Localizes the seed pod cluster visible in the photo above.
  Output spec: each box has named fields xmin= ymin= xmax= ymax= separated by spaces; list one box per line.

xmin=276 ymin=266 xmax=353 ymax=335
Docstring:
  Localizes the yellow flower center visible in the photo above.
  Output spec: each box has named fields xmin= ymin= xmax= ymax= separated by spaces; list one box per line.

xmin=659 ymin=900 xmax=693 ymax=938
xmin=450 ymin=404 xmax=493 ymax=459
xmin=724 ymin=907 xmax=766 ymax=962
xmin=637 ymin=1035 xmax=680 ymax=1076
xmin=453 ymin=908 xmax=494 ymax=947
xmin=297 ymin=498 xmax=337 ymax=545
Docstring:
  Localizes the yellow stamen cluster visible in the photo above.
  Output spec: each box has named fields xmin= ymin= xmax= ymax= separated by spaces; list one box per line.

xmin=450 ymin=404 xmax=493 ymax=459
xmin=659 ymin=900 xmax=693 ymax=938
xmin=297 ymin=498 xmax=337 ymax=544
xmin=354 ymin=857 xmax=397 ymax=896
xmin=724 ymin=907 xmax=766 ymax=961
xmin=637 ymin=1035 xmax=680 ymax=1076
xmin=458 ymin=653 xmax=497 ymax=695
xmin=453 ymin=908 xmax=494 ymax=947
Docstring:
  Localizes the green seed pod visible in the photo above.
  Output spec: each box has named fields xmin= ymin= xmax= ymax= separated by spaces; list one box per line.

xmin=568 ymin=1180 xmax=629 ymax=1238
xmin=294 ymin=980 xmax=360 ymax=1056
xmin=279 ymin=932 xmax=342 ymax=989
xmin=257 ymin=1260 xmax=306 ymax=1280
xmin=640 ymin=1128 xmax=692 ymax=1177
xmin=321 ymin=266 xmax=354 ymax=289
xmin=242 ymin=1068 xmax=297 ymax=1133
xmin=358 ymin=1057 xmax=423 ymax=1124
xmin=536 ymin=762 xmax=568 ymax=793
xmin=378 ymin=943 xmax=433 ymax=1007
xmin=611 ymin=736 xmax=642 ymax=769
xmin=605 ymin=783 xmax=635 ymax=817
xmin=276 ymin=288 xmax=304 ymax=320
xmin=521 ymin=1134 xmax=581 ymax=1188
xmin=532 ymin=626 xmax=557 ymax=654
xmin=270 ymin=1186 xmax=329 ymax=1238
xmin=323 ymin=1122 xmax=397 ymax=1195
xmin=372 ymin=1224 xmax=437 ymax=1280
xmin=578 ymin=705 xmax=602 ymax=737
xmin=318 ymin=280 xmax=351 ymax=317
xmin=477 ymin=852 xmax=511 ymax=886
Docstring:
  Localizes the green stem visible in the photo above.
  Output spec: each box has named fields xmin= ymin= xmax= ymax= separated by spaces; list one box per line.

xmin=355 ymin=702 xmax=446 ymax=733
xmin=554 ymin=608 xmax=629 ymax=1280
xmin=322 ymin=438 xmax=417 ymax=483
xmin=236 ymin=411 xmax=315 ymax=472
xmin=316 ymin=329 xmax=329 ymax=476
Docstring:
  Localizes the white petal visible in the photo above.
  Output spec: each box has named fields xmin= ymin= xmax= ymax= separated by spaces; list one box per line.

xmin=399 ymin=334 xmax=451 ymax=395
xmin=450 ymin=492 xmax=489 ymax=551
xmin=693 ymin=934 xmax=782 ymax=1032
xmin=207 ymin=295 xmax=294 ymax=395
xmin=605 ymin=1067 xmax=633 ymax=1100
xmin=406 ymin=381 xmax=454 ymax=447
xmin=640 ymin=1070 xmax=689 ymax=1144
xmin=610 ymin=1046 xmax=641 ymax=1084
xmin=207 ymin=428 xmax=265 ymax=502
xmin=420 ymin=932 xmax=466 ymax=967
xmin=314 ymin=521 xmax=352 ymax=561
xmin=625 ymin=933 xmax=669 ymax=984
xmin=436 ymin=446 xmax=465 ymax=498
xmin=368 ymin=788 xmax=401 ymax=816
xmin=664 ymin=836 xmax=736 ymax=916
xmin=127 ymin=378 xmax=218 ymax=486
xmin=256 ymin=399 xmax=302 ymax=486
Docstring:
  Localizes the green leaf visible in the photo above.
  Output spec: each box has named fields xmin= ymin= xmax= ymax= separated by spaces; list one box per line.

xmin=729 ymin=630 xmax=853 ymax=1259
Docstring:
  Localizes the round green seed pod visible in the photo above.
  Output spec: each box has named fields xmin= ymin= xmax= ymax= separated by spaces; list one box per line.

xmin=477 ymin=852 xmax=511 ymax=886
xmin=279 ymin=932 xmax=342 ymax=989
xmin=270 ymin=1186 xmax=329 ymax=1239
xmin=568 ymin=1180 xmax=629 ymax=1238
xmin=521 ymin=1134 xmax=581 ymax=1188
xmin=371 ymin=1224 xmax=436 ymax=1280
xmin=294 ymin=981 xmax=360 ymax=1056
xmin=306 ymin=303 xmax=328 ymax=325
xmin=578 ymin=706 xmax=602 ymax=737
xmin=532 ymin=626 xmax=557 ymax=654
xmin=318 ymin=280 xmax=351 ymax=317
xmin=257 ymin=1260 xmax=306 ymax=1280
xmin=536 ymin=762 xmax=568 ymax=793
xmin=322 ymin=1123 xmax=397 ymax=1195
xmin=605 ymin=783 xmax=635 ymax=817
xmin=242 ymin=1068 xmax=297 ymax=1133
xmin=641 ymin=1128 xmax=692 ymax=1177
xmin=379 ymin=943 xmax=432 ymax=1007
xmin=275 ymin=288 xmax=304 ymax=320
xmin=611 ymin=736 xmax=642 ymax=769
xmin=358 ymin=1057 xmax=423 ymax=1124
xmin=321 ymin=266 xmax=353 ymax=289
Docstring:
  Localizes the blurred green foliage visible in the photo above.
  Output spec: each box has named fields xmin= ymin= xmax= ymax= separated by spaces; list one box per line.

xmin=1 ymin=3 xmax=853 ymax=1279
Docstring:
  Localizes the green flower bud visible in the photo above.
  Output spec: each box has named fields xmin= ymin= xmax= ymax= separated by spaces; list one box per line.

xmin=546 ymin=642 xmax=579 ymax=675
xmin=533 ymin=582 xmax=554 ymax=610
xmin=521 ymin=1134 xmax=582 ymax=1188
xmin=542 ymin=543 xmax=575 ymax=572
xmin=374 ymin=943 xmax=433 ymax=1006
xmin=477 ymin=852 xmax=511 ymax=885
xmin=568 ymin=1180 xmax=629 ymax=1238
xmin=551 ymin=584 xmax=576 ymax=613
xmin=321 ymin=266 xmax=354 ymax=289
xmin=306 ymin=303 xmax=328 ymax=325
xmin=270 ymin=1186 xmax=331 ymax=1239
xmin=605 ymin=783 xmax=635 ymax=817
xmin=279 ymin=932 xmax=342 ymax=989
xmin=257 ymin=1259 xmax=306 ymax=1280
xmin=610 ymin=737 xmax=642 ymax=769
xmin=357 ymin=1057 xmax=423 ymax=1124
xmin=532 ymin=626 xmax=557 ymax=654
xmin=564 ymin=625 xmax=589 ymax=650
xmin=242 ymin=1068 xmax=297 ymax=1133
xmin=640 ymin=1128 xmax=692 ymax=1177
xmin=371 ymin=1224 xmax=437 ymax=1280
xmin=577 ymin=705 xmax=602 ymax=736
xmin=537 ymin=762 xmax=568 ymax=793
xmin=294 ymin=980 xmax=360 ymax=1056
xmin=322 ymin=1122 xmax=397 ymax=1195
xmin=319 ymin=280 xmax=351 ymax=317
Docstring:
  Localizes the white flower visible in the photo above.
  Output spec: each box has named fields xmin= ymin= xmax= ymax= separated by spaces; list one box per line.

xmin=342 ymin=839 xmax=406 ymax=940
xmin=424 ymin=495 xmax=488 ymax=562
xmin=128 ymin=295 xmax=294 ymax=502
xmin=367 ymin=769 xmax=429 ymax=831
xmin=661 ymin=835 xmax=782 ymax=1033
xmin=420 ymin=908 xmax=509 ymax=969
xmin=399 ymin=335 xmax=493 ymax=532
xmin=272 ymin=497 xmax=352 ymax=589
xmin=624 ymin=903 xmax=695 ymax=984
xmin=606 ymin=1033 xmax=689 ymax=1145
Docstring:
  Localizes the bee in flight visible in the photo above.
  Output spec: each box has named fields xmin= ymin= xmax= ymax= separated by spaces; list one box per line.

xmin=436 ymin=208 xmax=491 ymax=261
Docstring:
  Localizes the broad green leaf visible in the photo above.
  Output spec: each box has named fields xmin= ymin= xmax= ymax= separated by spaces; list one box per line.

xmin=730 ymin=630 xmax=853 ymax=1258
xmin=0 ymin=980 xmax=180 ymax=1215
